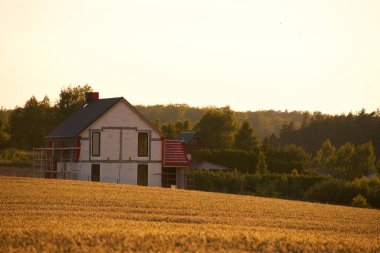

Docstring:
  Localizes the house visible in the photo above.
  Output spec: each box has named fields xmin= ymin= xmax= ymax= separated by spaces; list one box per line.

xmin=33 ymin=93 xmax=191 ymax=188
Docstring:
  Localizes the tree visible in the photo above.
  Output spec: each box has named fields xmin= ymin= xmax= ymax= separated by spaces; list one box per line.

xmin=55 ymin=84 xmax=93 ymax=123
xmin=0 ymin=108 xmax=10 ymax=148
xmin=335 ymin=142 xmax=355 ymax=178
xmin=353 ymin=141 xmax=376 ymax=178
xmin=161 ymin=122 xmax=176 ymax=139
xmin=279 ymin=120 xmax=296 ymax=144
xmin=9 ymin=96 xmax=54 ymax=149
xmin=261 ymin=134 xmax=280 ymax=153
xmin=235 ymin=120 xmax=258 ymax=152
xmin=160 ymin=120 xmax=192 ymax=138
xmin=313 ymin=139 xmax=336 ymax=171
xmin=175 ymin=119 xmax=192 ymax=133
xmin=194 ymin=106 xmax=237 ymax=149
xmin=256 ymin=151 xmax=268 ymax=174
xmin=266 ymin=144 xmax=311 ymax=174
xmin=154 ymin=118 xmax=161 ymax=131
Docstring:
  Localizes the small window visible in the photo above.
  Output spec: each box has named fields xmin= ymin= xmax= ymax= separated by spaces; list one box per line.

xmin=138 ymin=132 xmax=149 ymax=157
xmin=91 ymin=164 xmax=100 ymax=182
xmin=137 ymin=164 xmax=148 ymax=186
xmin=92 ymin=132 xmax=100 ymax=156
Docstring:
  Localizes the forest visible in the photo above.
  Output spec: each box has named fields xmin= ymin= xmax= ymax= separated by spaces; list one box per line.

xmin=0 ymin=85 xmax=379 ymax=207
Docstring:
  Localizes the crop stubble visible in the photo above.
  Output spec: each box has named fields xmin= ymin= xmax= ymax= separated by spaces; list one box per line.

xmin=0 ymin=176 xmax=379 ymax=252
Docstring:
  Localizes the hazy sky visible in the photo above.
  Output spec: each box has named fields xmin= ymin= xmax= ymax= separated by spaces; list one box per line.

xmin=1 ymin=0 xmax=379 ymax=114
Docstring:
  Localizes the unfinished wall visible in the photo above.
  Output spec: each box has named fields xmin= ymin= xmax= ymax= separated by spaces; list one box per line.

xmin=77 ymin=162 xmax=161 ymax=187
xmin=73 ymin=100 xmax=163 ymax=186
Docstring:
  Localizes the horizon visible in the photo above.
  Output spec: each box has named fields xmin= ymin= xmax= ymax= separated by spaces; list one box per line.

xmin=1 ymin=91 xmax=378 ymax=116
xmin=1 ymin=1 xmax=379 ymax=115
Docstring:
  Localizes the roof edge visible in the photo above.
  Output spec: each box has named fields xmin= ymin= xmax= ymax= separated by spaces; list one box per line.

xmin=120 ymin=98 xmax=165 ymax=138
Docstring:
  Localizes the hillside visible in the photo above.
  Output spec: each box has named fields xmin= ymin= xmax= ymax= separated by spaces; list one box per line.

xmin=135 ymin=104 xmax=305 ymax=139
xmin=1 ymin=176 xmax=379 ymax=252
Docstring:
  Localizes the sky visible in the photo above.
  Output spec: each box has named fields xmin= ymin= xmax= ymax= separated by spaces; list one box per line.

xmin=0 ymin=0 xmax=379 ymax=114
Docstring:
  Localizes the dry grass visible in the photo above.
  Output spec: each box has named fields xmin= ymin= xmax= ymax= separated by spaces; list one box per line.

xmin=1 ymin=176 xmax=379 ymax=252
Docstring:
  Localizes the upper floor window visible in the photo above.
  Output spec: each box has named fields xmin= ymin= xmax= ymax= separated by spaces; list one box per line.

xmin=138 ymin=132 xmax=149 ymax=157
xmin=92 ymin=132 xmax=100 ymax=157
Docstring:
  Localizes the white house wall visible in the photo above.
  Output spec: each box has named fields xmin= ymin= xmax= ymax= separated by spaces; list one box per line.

xmin=83 ymin=101 xmax=161 ymax=138
xmin=77 ymin=163 xmax=161 ymax=186
xmin=75 ymin=100 xmax=162 ymax=186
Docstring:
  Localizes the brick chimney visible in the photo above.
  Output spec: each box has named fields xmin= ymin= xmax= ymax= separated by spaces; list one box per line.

xmin=85 ymin=92 xmax=99 ymax=104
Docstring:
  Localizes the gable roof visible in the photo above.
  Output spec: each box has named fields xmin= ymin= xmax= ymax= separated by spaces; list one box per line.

xmin=45 ymin=97 xmax=123 ymax=138
xmin=46 ymin=97 xmax=164 ymax=139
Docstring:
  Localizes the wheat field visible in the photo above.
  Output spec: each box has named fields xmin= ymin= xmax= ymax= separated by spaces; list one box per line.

xmin=0 ymin=176 xmax=379 ymax=252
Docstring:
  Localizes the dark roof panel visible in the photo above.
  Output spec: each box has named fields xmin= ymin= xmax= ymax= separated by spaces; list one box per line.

xmin=45 ymin=97 xmax=122 ymax=138
xmin=176 ymin=131 xmax=196 ymax=144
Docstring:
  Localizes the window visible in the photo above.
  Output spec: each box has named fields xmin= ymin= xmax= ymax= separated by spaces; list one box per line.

xmin=138 ymin=132 xmax=149 ymax=157
xmin=91 ymin=164 xmax=100 ymax=182
xmin=92 ymin=132 xmax=100 ymax=156
xmin=137 ymin=164 xmax=148 ymax=186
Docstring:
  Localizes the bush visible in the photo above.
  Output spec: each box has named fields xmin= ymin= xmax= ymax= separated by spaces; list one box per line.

xmin=194 ymin=170 xmax=327 ymax=199
xmin=351 ymin=194 xmax=371 ymax=208
xmin=306 ymin=177 xmax=380 ymax=208
xmin=194 ymin=149 xmax=258 ymax=173
xmin=0 ymin=148 xmax=33 ymax=167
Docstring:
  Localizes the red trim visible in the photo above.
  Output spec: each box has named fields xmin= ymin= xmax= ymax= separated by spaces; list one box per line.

xmin=162 ymin=138 xmax=165 ymax=167
xmin=75 ymin=137 xmax=81 ymax=162
xmin=61 ymin=142 xmax=65 ymax=158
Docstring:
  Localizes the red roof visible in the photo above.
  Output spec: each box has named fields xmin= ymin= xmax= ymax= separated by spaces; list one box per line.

xmin=163 ymin=140 xmax=189 ymax=168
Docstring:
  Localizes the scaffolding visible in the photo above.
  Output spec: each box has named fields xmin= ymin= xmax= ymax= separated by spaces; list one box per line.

xmin=32 ymin=147 xmax=80 ymax=180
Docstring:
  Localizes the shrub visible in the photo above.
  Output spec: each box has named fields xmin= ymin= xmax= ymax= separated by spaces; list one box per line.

xmin=0 ymin=148 xmax=33 ymax=167
xmin=306 ymin=177 xmax=380 ymax=208
xmin=194 ymin=170 xmax=327 ymax=199
xmin=351 ymin=194 xmax=371 ymax=208
xmin=194 ymin=149 xmax=258 ymax=173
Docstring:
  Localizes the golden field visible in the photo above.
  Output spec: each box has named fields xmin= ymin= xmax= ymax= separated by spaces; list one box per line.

xmin=0 ymin=176 xmax=379 ymax=252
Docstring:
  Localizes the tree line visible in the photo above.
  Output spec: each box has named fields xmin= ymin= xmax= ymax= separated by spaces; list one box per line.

xmin=0 ymin=85 xmax=92 ymax=149
xmin=0 ymin=84 xmax=379 ymax=179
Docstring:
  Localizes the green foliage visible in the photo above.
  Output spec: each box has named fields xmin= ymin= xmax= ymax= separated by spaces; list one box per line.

xmin=353 ymin=141 xmax=376 ymax=178
xmin=194 ymin=170 xmax=380 ymax=208
xmin=306 ymin=177 xmax=380 ymax=208
xmin=136 ymin=105 xmax=306 ymax=140
xmin=194 ymin=149 xmax=258 ymax=173
xmin=266 ymin=144 xmax=311 ymax=174
xmin=335 ymin=142 xmax=355 ymax=178
xmin=312 ymin=140 xmax=377 ymax=179
xmin=160 ymin=120 xmax=191 ymax=138
xmin=195 ymin=146 xmax=311 ymax=175
xmin=0 ymin=108 xmax=11 ymax=148
xmin=0 ymin=148 xmax=33 ymax=167
xmin=278 ymin=110 xmax=380 ymax=156
xmin=6 ymin=85 xmax=92 ymax=150
xmin=351 ymin=194 xmax=371 ymax=208
xmin=256 ymin=151 xmax=268 ymax=174
xmin=194 ymin=106 xmax=237 ymax=149
xmin=160 ymin=122 xmax=176 ymax=139
xmin=313 ymin=139 xmax=336 ymax=170
xmin=55 ymin=84 xmax=93 ymax=123
xmin=234 ymin=120 xmax=259 ymax=152
xmin=193 ymin=170 xmax=327 ymax=199
xmin=9 ymin=96 xmax=54 ymax=149
xmin=261 ymin=134 xmax=280 ymax=152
